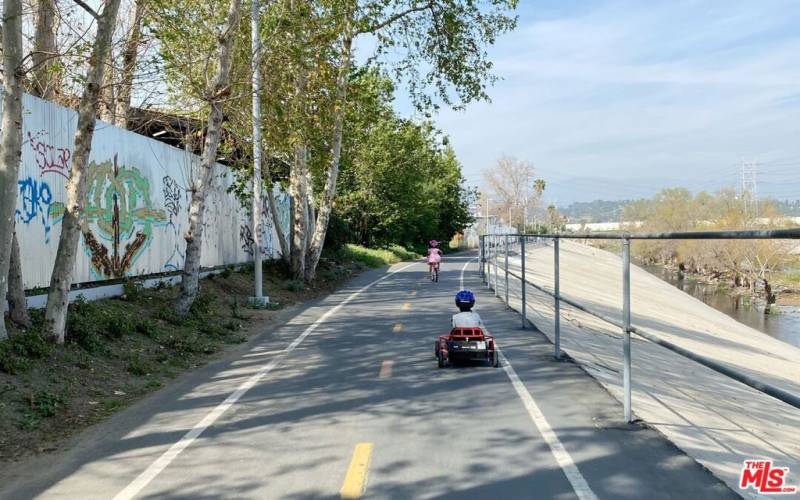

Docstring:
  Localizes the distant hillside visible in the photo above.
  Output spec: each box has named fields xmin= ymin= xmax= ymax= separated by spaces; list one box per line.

xmin=560 ymin=200 xmax=630 ymax=223
xmin=561 ymin=198 xmax=800 ymax=223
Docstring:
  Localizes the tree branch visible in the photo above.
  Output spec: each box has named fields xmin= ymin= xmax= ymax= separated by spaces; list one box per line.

xmin=72 ymin=0 xmax=100 ymax=20
xmin=360 ymin=1 xmax=434 ymax=34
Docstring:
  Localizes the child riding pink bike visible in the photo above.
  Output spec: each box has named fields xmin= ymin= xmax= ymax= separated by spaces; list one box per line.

xmin=427 ymin=240 xmax=443 ymax=282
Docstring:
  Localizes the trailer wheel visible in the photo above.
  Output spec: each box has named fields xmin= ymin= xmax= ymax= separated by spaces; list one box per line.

xmin=491 ymin=351 xmax=499 ymax=368
xmin=438 ymin=352 xmax=446 ymax=368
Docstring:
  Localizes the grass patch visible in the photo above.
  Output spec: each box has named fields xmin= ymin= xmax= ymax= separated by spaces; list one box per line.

xmin=332 ymin=244 xmax=420 ymax=268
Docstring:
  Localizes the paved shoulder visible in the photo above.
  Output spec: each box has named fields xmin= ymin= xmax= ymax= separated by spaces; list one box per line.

xmin=459 ymin=253 xmax=737 ymax=499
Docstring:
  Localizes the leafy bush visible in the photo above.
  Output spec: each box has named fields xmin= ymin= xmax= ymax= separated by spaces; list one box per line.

xmin=387 ymin=244 xmax=421 ymax=261
xmin=66 ymin=298 xmax=136 ymax=350
xmin=332 ymin=244 xmax=418 ymax=268
xmin=30 ymin=390 xmax=64 ymax=418
xmin=284 ymin=279 xmax=306 ymax=292
xmin=324 ymin=212 xmax=350 ymax=252
xmin=0 ymin=331 xmax=53 ymax=374
xmin=122 ymin=279 xmax=145 ymax=301
xmin=134 ymin=318 xmax=160 ymax=338
xmin=127 ymin=356 xmax=152 ymax=376
xmin=66 ymin=298 xmax=105 ymax=352
xmin=190 ymin=291 xmax=216 ymax=318
xmin=105 ymin=314 xmax=135 ymax=338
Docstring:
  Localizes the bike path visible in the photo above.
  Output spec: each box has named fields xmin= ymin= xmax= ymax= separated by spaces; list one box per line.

xmin=0 ymin=254 xmax=735 ymax=499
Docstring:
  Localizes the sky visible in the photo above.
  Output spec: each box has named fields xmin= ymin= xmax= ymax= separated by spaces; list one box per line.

xmin=395 ymin=1 xmax=800 ymax=205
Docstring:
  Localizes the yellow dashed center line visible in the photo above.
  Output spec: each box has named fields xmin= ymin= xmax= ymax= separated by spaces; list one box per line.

xmin=401 ymin=302 xmax=411 ymax=311
xmin=392 ymin=323 xmax=403 ymax=333
xmin=378 ymin=360 xmax=394 ymax=379
xmin=340 ymin=443 xmax=374 ymax=499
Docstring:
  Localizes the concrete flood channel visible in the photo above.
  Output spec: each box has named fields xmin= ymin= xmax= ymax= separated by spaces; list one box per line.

xmin=486 ymin=239 xmax=800 ymax=497
xmin=641 ymin=263 xmax=800 ymax=348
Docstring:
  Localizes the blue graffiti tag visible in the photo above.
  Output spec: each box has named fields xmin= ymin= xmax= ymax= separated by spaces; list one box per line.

xmin=16 ymin=177 xmax=54 ymax=241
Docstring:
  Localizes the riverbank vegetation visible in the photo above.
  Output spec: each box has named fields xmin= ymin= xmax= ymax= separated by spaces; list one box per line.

xmin=621 ymin=188 xmax=800 ymax=308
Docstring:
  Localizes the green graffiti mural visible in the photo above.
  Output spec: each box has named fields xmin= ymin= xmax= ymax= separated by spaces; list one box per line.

xmin=51 ymin=156 xmax=167 ymax=277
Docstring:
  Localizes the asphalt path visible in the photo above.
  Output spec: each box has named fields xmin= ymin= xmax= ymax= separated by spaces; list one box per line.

xmin=0 ymin=253 xmax=737 ymax=499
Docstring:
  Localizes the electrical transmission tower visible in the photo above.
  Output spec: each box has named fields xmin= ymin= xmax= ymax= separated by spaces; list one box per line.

xmin=740 ymin=160 xmax=758 ymax=220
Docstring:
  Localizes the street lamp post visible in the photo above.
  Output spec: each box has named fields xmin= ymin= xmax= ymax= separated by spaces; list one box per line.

xmin=249 ymin=0 xmax=268 ymax=308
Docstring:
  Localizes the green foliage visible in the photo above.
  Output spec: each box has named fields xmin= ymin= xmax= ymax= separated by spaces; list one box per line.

xmin=336 ymin=71 xmax=474 ymax=248
xmin=102 ymin=399 xmax=122 ymax=412
xmin=66 ymin=299 xmax=135 ymax=351
xmin=284 ymin=280 xmax=306 ymax=292
xmin=127 ymin=356 xmax=152 ymax=376
xmin=19 ymin=390 xmax=66 ymax=428
xmin=0 ymin=331 xmax=53 ymax=374
xmin=323 ymin=213 xmax=350 ymax=252
xmin=357 ymin=0 xmax=519 ymax=111
xmin=134 ymin=319 xmax=161 ymax=339
xmin=332 ymin=244 xmax=420 ymax=268
xmin=122 ymin=279 xmax=145 ymax=301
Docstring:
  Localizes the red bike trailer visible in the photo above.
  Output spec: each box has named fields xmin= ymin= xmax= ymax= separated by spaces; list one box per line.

xmin=435 ymin=327 xmax=498 ymax=368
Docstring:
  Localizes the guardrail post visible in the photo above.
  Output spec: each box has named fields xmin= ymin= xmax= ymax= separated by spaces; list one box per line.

xmin=504 ymin=235 xmax=509 ymax=305
xmin=554 ymin=238 xmax=561 ymax=360
xmin=479 ymin=236 xmax=485 ymax=282
xmin=623 ymin=238 xmax=632 ymax=423
xmin=484 ymin=236 xmax=490 ymax=288
xmin=494 ymin=235 xmax=500 ymax=297
xmin=520 ymin=235 xmax=527 ymax=328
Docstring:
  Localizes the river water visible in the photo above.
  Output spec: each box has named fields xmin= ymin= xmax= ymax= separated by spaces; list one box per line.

xmin=640 ymin=264 xmax=800 ymax=348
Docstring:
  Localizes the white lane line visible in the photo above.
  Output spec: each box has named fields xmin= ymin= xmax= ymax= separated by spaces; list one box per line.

xmin=461 ymin=256 xmax=598 ymax=500
xmin=113 ymin=262 xmax=418 ymax=500
xmin=499 ymin=351 xmax=598 ymax=500
xmin=459 ymin=257 xmax=476 ymax=290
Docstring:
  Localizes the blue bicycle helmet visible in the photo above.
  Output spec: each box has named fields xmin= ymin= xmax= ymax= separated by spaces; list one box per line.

xmin=455 ymin=290 xmax=475 ymax=311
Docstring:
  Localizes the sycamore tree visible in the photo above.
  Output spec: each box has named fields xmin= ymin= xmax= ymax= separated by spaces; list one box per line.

xmin=336 ymin=70 xmax=473 ymax=247
xmin=146 ymin=0 xmax=246 ymax=316
xmin=44 ymin=0 xmax=124 ymax=343
xmin=298 ymin=0 xmax=518 ymax=281
xmin=151 ymin=0 xmax=516 ymax=285
xmin=0 ymin=0 xmax=25 ymax=340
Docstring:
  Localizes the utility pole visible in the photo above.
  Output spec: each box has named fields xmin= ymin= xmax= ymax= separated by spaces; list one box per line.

xmin=523 ymin=173 xmax=529 ymax=233
xmin=249 ymin=0 xmax=268 ymax=307
xmin=740 ymin=160 xmax=759 ymax=223
xmin=485 ymin=194 xmax=490 ymax=235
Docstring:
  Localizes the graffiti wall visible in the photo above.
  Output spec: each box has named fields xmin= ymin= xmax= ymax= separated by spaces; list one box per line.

xmin=2 ymin=92 xmax=290 ymax=290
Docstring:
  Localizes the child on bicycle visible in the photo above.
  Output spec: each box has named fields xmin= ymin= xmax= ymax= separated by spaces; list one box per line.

xmin=452 ymin=290 xmax=483 ymax=328
xmin=427 ymin=240 xmax=443 ymax=282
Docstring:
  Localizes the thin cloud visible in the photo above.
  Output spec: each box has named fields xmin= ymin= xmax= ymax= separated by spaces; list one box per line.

xmin=431 ymin=0 xmax=800 ymax=202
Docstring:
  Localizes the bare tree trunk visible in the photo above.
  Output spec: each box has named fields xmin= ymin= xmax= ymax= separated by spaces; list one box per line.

xmin=44 ymin=0 xmax=123 ymax=343
xmin=8 ymin=0 xmax=60 ymax=329
xmin=174 ymin=0 xmax=243 ymax=316
xmin=98 ymin=51 xmax=117 ymax=123
xmin=7 ymin=229 xmax=31 ymax=328
xmin=0 ymin=0 xmax=25 ymax=341
xmin=265 ymin=180 xmax=289 ymax=260
xmin=114 ymin=0 xmax=146 ymax=128
xmin=289 ymin=142 xmax=308 ymax=279
xmin=31 ymin=0 xmax=60 ymax=100
xmin=251 ymin=0 xmax=264 ymax=298
xmin=304 ymin=31 xmax=352 ymax=282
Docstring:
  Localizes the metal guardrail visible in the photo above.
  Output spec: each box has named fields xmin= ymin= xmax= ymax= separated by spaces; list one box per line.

xmin=479 ymin=229 xmax=800 ymax=423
